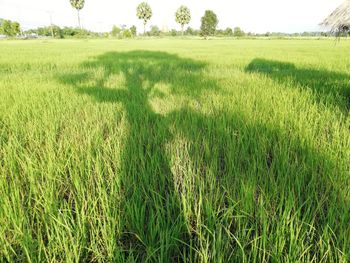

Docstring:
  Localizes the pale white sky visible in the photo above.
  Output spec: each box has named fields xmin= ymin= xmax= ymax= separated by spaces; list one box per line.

xmin=0 ymin=0 xmax=343 ymax=33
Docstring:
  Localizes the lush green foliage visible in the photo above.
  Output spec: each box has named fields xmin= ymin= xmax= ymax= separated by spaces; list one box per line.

xmin=111 ymin=26 xmax=137 ymax=38
xmin=111 ymin=25 xmax=122 ymax=37
xmin=122 ymin=29 xmax=132 ymax=38
xmin=223 ymin=27 xmax=233 ymax=36
xmin=130 ymin=25 xmax=137 ymax=37
xmin=136 ymin=2 xmax=152 ymax=33
xmin=200 ymin=10 xmax=218 ymax=37
xmin=70 ymin=0 xmax=85 ymax=10
xmin=0 ymin=19 xmax=20 ymax=36
xmin=185 ymin=27 xmax=199 ymax=36
xmin=175 ymin=6 xmax=191 ymax=34
xmin=27 ymin=25 xmax=62 ymax=38
xmin=149 ymin=25 xmax=160 ymax=36
xmin=233 ymin=27 xmax=246 ymax=37
xmin=0 ymin=39 xmax=350 ymax=262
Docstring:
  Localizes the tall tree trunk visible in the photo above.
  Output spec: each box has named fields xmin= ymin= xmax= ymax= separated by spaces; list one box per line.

xmin=181 ymin=25 xmax=184 ymax=36
xmin=50 ymin=25 xmax=54 ymax=38
xmin=77 ymin=10 xmax=81 ymax=29
xmin=49 ymin=13 xmax=54 ymax=38
xmin=143 ymin=22 xmax=146 ymax=35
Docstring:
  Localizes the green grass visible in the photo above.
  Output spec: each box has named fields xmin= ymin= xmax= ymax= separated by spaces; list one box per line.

xmin=0 ymin=38 xmax=350 ymax=262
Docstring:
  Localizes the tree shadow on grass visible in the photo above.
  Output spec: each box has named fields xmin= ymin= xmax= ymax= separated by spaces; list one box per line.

xmin=245 ymin=58 xmax=350 ymax=112
xmin=59 ymin=50 xmax=219 ymax=261
xmin=170 ymin=108 xmax=350 ymax=261
xmin=57 ymin=51 xmax=350 ymax=261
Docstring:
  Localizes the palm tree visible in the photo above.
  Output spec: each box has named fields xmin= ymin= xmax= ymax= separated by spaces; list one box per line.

xmin=136 ymin=2 xmax=152 ymax=35
xmin=70 ymin=0 xmax=85 ymax=29
xmin=175 ymin=6 xmax=191 ymax=36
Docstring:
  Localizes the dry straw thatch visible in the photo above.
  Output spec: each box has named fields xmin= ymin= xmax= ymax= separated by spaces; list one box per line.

xmin=321 ymin=1 xmax=350 ymax=33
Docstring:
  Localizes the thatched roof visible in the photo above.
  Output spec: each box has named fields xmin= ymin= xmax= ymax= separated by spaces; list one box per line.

xmin=321 ymin=1 xmax=350 ymax=32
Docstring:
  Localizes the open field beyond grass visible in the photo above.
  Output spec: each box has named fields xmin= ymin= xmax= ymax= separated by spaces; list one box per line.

xmin=0 ymin=39 xmax=350 ymax=262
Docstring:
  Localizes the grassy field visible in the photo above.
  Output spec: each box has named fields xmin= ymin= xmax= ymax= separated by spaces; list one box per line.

xmin=0 ymin=39 xmax=350 ymax=262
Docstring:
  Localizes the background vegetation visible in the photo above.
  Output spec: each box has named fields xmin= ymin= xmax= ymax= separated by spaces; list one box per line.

xmin=0 ymin=19 xmax=21 ymax=36
xmin=0 ymin=1 xmax=346 ymax=39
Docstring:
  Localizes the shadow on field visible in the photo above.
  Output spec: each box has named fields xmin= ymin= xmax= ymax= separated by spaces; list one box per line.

xmin=60 ymin=51 xmax=218 ymax=261
xmin=245 ymin=58 xmax=350 ymax=112
xmin=58 ymin=51 xmax=350 ymax=261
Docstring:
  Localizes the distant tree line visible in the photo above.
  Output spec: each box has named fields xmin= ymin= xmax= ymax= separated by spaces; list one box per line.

xmin=0 ymin=0 xmax=343 ymax=39
xmin=24 ymin=26 xmax=106 ymax=38
xmin=12 ymin=24 xmax=341 ymax=39
xmin=1 ymin=22 xmax=340 ymax=40
xmin=132 ymin=26 xmax=247 ymax=38
xmin=110 ymin=25 xmax=137 ymax=38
